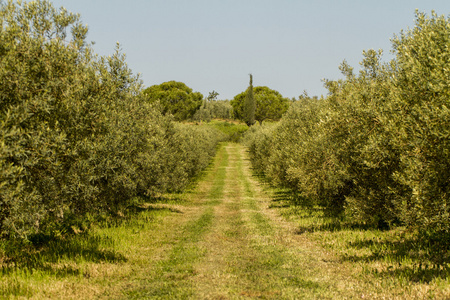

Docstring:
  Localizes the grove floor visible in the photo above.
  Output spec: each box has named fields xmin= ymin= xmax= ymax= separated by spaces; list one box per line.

xmin=2 ymin=143 xmax=444 ymax=299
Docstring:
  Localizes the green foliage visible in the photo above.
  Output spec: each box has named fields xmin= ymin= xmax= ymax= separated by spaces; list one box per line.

xmin=243 ymin=74 xmax=256 ymax=126
xmin=170 ymin=123 xmax=227 ymax=191
xmin=388 ymin=11 xmax=450 ymax=233
xmin=320 ymin=52 xmax=403 ymax=224
xmin=244 ymin=99 xmax=349 ymax=216
xmin=0 ymin=0 xmax=224 ymax=241
xmin=244 ymin=11 xmax=450 ymax=241
xmin=231 ymin=84 xmax=290 ymax=125
xmin=193 ymin=100 xmax=234 ymax=122
xmin=208 ymin=120 xmax=249 ymax=142
xmin=207 ymin=90 xmax=219 ymax=102
xmin=0 ymin=0 xmax=95 ymax=239
xmin=143 ymin=81 xmax=203 ymax=121
xmin=243 ymin=124 xmax=275 ymax=173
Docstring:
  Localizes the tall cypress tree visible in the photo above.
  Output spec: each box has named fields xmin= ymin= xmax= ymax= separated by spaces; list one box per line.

xmin=244 ymin=74 xmax=256 ymax=126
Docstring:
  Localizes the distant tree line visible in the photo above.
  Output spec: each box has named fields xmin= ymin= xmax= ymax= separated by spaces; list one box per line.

xmin=144 ymin=76 xmax=290 ymax=125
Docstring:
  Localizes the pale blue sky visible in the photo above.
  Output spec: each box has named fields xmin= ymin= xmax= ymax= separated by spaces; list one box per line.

xmin=51 ymin=0 xmax=450 ymax=100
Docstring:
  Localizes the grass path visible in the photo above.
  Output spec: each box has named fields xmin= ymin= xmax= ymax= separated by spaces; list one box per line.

xmin=118 ymin=143 xmax=361 ymax=299
xmin=4 ymin=142 xmax=441 ymax=299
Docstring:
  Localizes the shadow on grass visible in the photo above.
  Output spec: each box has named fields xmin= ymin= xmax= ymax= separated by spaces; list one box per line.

xmin=249 ymin=165 xmax=450 ymax=283
xmin=379 ymin=265 xmax=450 ymax=283
xmin=127 ymin=204 xmax=183 ymax=215
xmin=342 ymin=235 xmax=450 ymax=282
xmin=0 ymin=197 xmax=187 ymax=277
xmin=267 ymin=188 xmax=374 ymax=234
xmin=294 ymin=222 xmax=375 ymax=234
xmin=279 ymin=189 xmax=450 ymax=283
xmin=142 ymin=194 xmax=186 ymax=205
xmin=1 ymin=233 xmax=127 ymax=277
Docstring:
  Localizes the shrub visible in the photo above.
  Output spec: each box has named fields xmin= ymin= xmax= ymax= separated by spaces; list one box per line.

xmin=0 ymin=0 xmax=96 ymax=238
xmin=242 ymin=124 xmax=275 ymax=174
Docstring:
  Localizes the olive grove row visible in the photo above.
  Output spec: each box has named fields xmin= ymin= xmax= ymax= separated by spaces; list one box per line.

xmin=245 ymin=12 xmax=450 ymax=243
xmin=0 ymin=1 xmax=226 ymax=239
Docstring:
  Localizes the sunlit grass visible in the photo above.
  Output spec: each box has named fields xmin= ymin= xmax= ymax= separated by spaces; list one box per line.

xmin=2 ymin=143 xmax=449 ymax=299
xmin=206 ymin=119 xmax=249 ymax=142
xmin=266 ymin=185 xmax=450 ymax=298
xmin=0 ymin=202 xmax=187 ymax=298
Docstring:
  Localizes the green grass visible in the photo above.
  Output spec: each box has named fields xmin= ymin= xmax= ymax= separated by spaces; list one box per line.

xmin=206 ymin=119 xmax=249 ymax=142
xmin=126 ymin=209 xmax=215 ymax=299
xmin=266 ymin=186 xmax=450 ymax=298
xmin=126 ymin=145 xmax=229 ymax=298
xmin=1 ymin=143 xmax=449 ymax=299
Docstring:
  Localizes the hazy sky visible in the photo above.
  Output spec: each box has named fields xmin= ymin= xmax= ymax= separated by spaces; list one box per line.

xmin=51 ymin=0 xmax=450 ymax=100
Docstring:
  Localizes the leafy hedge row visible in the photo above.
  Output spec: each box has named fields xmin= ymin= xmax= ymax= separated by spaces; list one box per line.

xmin=245 ymin=12 xmax=450 ymax=238
xmin=193 ymin=100 xmax=234 ymax=122
xmin=0 ymin=0 xmax=225 ymax=239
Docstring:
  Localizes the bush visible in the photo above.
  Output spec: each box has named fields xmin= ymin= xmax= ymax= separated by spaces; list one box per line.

xmin=319 ymin=54 xmax=403 ymax=225
xmin=0 ymin=0 xmax=98 ymax=238
xmin=242 ymin=124 xmax=275 ymax=174
xmin=209 ymin=121 xmax=248 ymax=143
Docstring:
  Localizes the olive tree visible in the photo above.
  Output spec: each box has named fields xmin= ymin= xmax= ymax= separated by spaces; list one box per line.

xmin=388 ymin=11 xmax=450 ymax=235
xmin=0 ymin=0 xmax=92 ymax=238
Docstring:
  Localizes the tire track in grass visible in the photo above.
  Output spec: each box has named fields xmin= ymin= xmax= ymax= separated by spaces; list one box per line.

xmin=192 ymin=143 xmax=250 ymax=299
xmin=237 ymin=145 xmax=367 ymax=299
xmin=230 ymin=145 xmax=325 ymax=298
xmin=191 ymin=143 xmax=364 ymax=299
xmin=190 ymin=144 xmax=324 ymax=299
xmin=125 ymin=143 xmax=229 ymax=299
xmin=6 ymin=143 xmax=378 ymax=299
xmin=124 ymin=143 xmax=362 ymax=299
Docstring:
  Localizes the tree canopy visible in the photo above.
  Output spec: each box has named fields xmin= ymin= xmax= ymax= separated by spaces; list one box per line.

xmin=143 ymin=81 xmax=203 ymax=121
xmin=231 ymin=86 xmax=290 ymax=125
